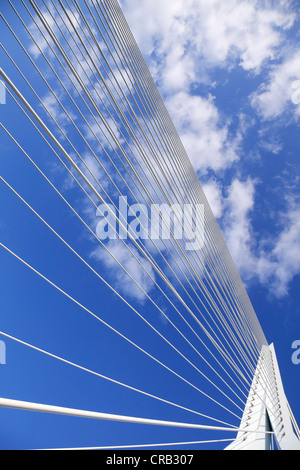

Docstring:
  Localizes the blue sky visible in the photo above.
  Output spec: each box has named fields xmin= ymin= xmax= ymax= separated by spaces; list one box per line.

xmin=0 ymin=0 xmax=299 ymax=450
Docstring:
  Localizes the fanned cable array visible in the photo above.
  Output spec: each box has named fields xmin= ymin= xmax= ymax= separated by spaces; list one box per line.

xmin=0 ymin=0 xmax=273 ymax=450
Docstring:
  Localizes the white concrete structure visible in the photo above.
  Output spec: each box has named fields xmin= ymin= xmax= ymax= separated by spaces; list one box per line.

xmin=226 ymin=344 xmax=300 ymax=450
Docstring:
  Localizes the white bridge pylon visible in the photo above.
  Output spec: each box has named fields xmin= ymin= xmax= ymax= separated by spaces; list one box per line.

xmin=0 ymin=344 xmax=298 ymax=450
xmin=226 ymin=343 xmax=300 ymax=450
xmin=1 ymin=0 xmax=300 ymax=451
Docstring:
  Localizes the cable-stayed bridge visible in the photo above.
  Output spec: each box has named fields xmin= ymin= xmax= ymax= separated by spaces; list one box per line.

xmin=0 ymin=0 xmax=299 ymax=450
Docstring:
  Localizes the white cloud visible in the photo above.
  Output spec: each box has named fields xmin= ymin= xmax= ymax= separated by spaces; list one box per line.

xmin=91 ymin=240 xmax=156 ymax=303
xmin=202 ymin=180 xmax=224 ymax=219
xmin=261 ymin=202 xmax=300 ymax=297
xmin=221 ymin=180 xmax=300 ymax=298
xmin=83 ymin=115 xmax=123 ymax=151
xmin=120 ymin=0 xmax=296 ymax=178
xmin=27 ymin=0 xmax=300 ymax=302
xmin=251 ymin=51 xmax=300 ymax=120
xmin=165 ymin=91 xmax=240 ymax=174
xmin=122 ymin=0 xmax=295 ymax=84
xmin=85 ymin=176 xmax=296 ymax=302
xmin=222 ymin=178 xmax=257 ymax=278
xmin=28 ymin=5 xmax=81 ymax=59
xmin=41 ymin=92 xmax=75 ymax=128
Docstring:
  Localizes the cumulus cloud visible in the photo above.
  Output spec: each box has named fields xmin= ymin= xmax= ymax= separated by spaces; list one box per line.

xmin=27 ymin=0 xmax=299 ymax=302
xmin=220 ymin=179 xmax=300 ymax=298
xmin=120 ymin=0 xmax=300 ymax=300
xmin=121 ymin=0 xmax=295 ymax=82
xmin=260 ymin=201 xmax=300 ymax=297
xmin=165 ymin=91 xmax=240 ymax=174
xmin=251 ymin=50 xmax=300 ymax=120
xmin=222 ymin=178 xmax=257 ymax=278
xmin=121 ymin=0 xmax=296 ymax=177
xmin=28 ymin=4 xmax=82 ymax=59
xmin=202 ymin=180 xmax=224 ymax=219
xmin=91 ymin=240 xmax=156 ymax=303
